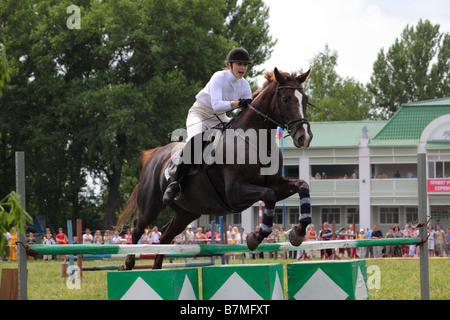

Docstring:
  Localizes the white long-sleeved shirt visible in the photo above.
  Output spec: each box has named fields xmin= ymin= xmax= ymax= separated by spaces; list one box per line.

xmin=195 ymin=69 xmax=252 ymax=113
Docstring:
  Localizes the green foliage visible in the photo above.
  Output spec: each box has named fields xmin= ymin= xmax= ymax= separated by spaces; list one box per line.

xmin=0 ymin=0 xmax=275 ymax=230
xmin=305 ymin=44 xmax=372 ymax=122
xmin=0 ymin=43 xmax=10 ymax=95
xmin=368 ymin=19 xmax=450 ymax=118
xmin=0 ymin=191 xmax=32 ymax=257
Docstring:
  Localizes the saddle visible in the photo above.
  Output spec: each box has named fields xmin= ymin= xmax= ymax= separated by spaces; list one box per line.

xmin=183 ymin=120 xmax=241 ymax=213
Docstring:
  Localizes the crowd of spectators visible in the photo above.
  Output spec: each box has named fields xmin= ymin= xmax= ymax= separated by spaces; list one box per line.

xmin=3 ymin=220 xmax=450 ymax=262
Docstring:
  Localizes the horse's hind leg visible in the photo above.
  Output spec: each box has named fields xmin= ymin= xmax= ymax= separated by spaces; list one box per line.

xmin=153 ymin=208 xmax=200 ymax=269
xmin=120 ymin=195 xmax=165 ymax=271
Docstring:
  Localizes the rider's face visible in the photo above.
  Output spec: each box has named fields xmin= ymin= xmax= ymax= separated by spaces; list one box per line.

xmin=229 ymin=62 xmax=248 ymax=79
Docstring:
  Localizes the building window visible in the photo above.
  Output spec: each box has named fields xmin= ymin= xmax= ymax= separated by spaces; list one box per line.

xmin=311 ymin=165 xmax=359 ymax=179
xmin=233 ymin=212 xmax=241 ymax=225
xmin=347 ymin=208 xmax=359 ymax=224
xmin=274 ymin=208 xmax=283 ymax=225
xmin=321 ymin=208 xmax=340 ymax=224
xmin=428 ymin=161 xmax=450 ymax=178
xmin=289 ymin=208 xmax=299 ymax=226
xmin=284 ymin=165 xmax=299 ymax=178
xmin=406 ymin=207 xmax=418 ymax=225
xmin=379 ymin=207 xmax=399 ymax=224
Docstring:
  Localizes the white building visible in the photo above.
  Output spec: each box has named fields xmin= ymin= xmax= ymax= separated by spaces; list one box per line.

xmin=198 ymin=97 xmax=450 ymax=235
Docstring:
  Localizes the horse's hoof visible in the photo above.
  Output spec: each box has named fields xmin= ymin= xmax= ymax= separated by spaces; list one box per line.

xmin=247 ymin=231 xmax=264 ymax=251
xmin=289 ymin=217 xmax=312 ymax=247
xmin=118 ymin=264 xmax=127 ymax=271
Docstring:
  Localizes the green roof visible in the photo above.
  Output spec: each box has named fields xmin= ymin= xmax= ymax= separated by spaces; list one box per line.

xmin=370 ymin=97 xmax=450 ymax=146
xmin=282 ymin=120 xmax=387 ymax=148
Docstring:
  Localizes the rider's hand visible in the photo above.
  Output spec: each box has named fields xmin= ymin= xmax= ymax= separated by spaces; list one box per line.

xmin=238 ymin=98 xmax=252 ymax=108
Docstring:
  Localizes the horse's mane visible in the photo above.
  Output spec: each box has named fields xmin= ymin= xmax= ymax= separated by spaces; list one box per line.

xmin=252 ymin=70 xmax=297 ymax=100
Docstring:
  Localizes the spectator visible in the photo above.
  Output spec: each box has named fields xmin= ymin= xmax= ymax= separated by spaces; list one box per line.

xmin=139 ymin=229 xmax=150 ymax=244
xmin=358 ymin=228 xmax=366 ymax=258
xmin=174 ymin=232 xmax=185 ymax=244
xmin=434 ymin=219 xmax=443 ymax=231
xmin=82 ymin=228 xmax=93 ymax=244
xmin=267 ymin=224 xmax=278 ymax=259
xmin=150 ymin=226 xmax=161 ymax=244
xmin=314 ymin=172 xmax=321 ymax=179
xmin=185 ymin=225 xmax=195 ymax=244
xmin=3 ymin=230 xmax=11 ymax=262
xmin=205 ymin=228 xmax=212 ymax=244
xmin=241 ymin=228 xmax=247 ymax=245
xmin=307 ymin=224 xmax=318 ymax=258
xmin=56 ymin=228 xmax=68 ymax=245
xmin=407 ymin=226 xmax=418 ymax=257
xmin=124 ymin=228 xmax=132 ymax=244
xmin=112 ymin=230 xmax=122 ymax=244
xmin=42 ymin=229 xmax=55 ymax=261
xmin=371 ymin=224 xmax=383 ymax=258
xmin=26 ymin=232 xmax=36 ymax=262
xmin=435 ymin=225 xmax=446 ymax=257
xmin=277 ymin=226 xmax=287 ymax=258
xmin=338 ymin=227 xmax=346 ymax=258
xmin=319 ymin=222 xmax=332 ymax=259
xmin=93 ymin=230 xmax=103 ymax=244
xmin=392 ymin=225 xmax=403 ymax=257
xmin=226 ymin=226 xmax=235 ymax=244
xmin=232 ymin=226 xmax=241 ymax=244
xmin=427 ymin=224 xmax=435 ymax=257
xmin=393 ymin=171 xmax=401 ymax=178
xmin=56 ymin=227 xmax=68 ymax=261
xmin=445 ymin=227 xmax=450 ymax=257
xmin=365 ymin=227 xmax=373 ymax=258
xmin=407 ymin=170 xmax=414 ymax=178
xmin=321 ymin=172 xmax=327 ymax=179
xmin=384 ymin=227 xmax=395 ymax=257
xmin=195 ymin=227 xmax=207 ymax=244
xmin=8 ymin=228 xmax=18 ymax=261
xmin=103 ymin=230 xmax=113 ymax=244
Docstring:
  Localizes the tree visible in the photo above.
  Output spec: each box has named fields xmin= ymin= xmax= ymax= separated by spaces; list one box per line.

xmin=304 ymin=44 xmax=371 ymax=122
xmin=0 ymin=0 xmax=276 ymax=230
xmin=0 ymin=43 xmax=10 ymax=95
xmin=225 ymin=0 xmax=276 ymax=83
xmin=0 ymin=192 xmax=32 ymax=257
xmin=369 ymin=19 xmax=450 ymax=118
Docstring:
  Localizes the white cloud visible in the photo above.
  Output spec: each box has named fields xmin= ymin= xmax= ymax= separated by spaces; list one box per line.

xmin=257 ymin=0 xmax=450 ymax=85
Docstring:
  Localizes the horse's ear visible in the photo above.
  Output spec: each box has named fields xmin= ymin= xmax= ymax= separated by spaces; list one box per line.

xmin=274 ymin=67 xmax=284 ymax=84
xmin=297 ymin=69 xmax=311 ymax=84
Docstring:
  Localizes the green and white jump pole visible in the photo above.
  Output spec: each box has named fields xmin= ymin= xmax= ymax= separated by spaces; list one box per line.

xmin=30 ymin=237 xmax=420 ymax=256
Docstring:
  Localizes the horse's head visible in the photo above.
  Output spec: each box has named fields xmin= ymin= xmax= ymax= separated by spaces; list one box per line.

xmin=272 ymin=68 xmax=313 ymax=149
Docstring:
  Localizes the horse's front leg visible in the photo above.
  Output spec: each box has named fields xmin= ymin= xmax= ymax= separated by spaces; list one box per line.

xmin=227 ymin=183 xmax=278 ymax=251
xmin=273 ymin=178 xmax=312 ymax=246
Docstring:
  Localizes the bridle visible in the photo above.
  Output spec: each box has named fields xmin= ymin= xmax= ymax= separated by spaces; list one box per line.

xmin=248 ymin=84 xmax=310 ymax=136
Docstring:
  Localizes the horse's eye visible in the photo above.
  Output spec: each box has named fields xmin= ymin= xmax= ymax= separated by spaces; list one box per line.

xmin=282 ymin=97 xmax=289 ymax=103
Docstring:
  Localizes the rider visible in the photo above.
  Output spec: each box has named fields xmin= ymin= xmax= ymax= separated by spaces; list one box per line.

xmin=163 ymin=47 xmax=253 ymax=204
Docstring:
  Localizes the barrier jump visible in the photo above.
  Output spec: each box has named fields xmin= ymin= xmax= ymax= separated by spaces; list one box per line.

xmin=30 ymin=237 xmax=421 ymax=256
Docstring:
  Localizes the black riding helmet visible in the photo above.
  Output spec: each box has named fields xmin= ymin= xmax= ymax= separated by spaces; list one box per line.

xmin=226 ymin=47 xmax=253 ymax=64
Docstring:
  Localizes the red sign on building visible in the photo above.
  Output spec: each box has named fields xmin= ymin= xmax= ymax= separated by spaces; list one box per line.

xmin=428 ymin=179 xmax=450 ymax=192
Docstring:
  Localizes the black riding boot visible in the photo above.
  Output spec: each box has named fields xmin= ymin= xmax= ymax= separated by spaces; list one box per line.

xmin=163 ymin=160 xmax=185 ymax=204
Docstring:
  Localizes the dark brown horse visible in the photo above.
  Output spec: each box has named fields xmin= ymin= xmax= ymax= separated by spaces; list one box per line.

xmin=116 ymin=68 xmax=313 ymax=270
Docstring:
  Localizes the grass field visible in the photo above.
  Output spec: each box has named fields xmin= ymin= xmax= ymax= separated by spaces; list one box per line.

xmin=1 ymin=256 xmax=448 ymax=300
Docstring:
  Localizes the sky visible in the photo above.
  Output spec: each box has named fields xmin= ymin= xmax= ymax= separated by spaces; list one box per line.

xmin=256 ymin=0 xmax=450 ymax=86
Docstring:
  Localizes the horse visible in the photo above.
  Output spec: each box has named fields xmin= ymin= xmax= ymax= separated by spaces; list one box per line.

xmin=115 ymin=67 xmax=313 ymax=270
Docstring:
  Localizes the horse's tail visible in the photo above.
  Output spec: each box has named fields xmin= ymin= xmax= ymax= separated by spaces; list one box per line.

xmin=115 ymin=184 xmax=139 ymax=233
xmin=115 ymin=147 xmax=162 ymax=232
